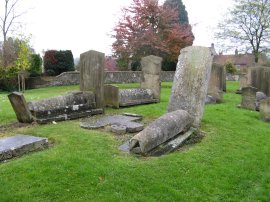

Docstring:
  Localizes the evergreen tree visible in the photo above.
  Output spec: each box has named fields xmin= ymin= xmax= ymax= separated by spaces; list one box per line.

xmin=164 ymin=0 xmax=189 ymax=24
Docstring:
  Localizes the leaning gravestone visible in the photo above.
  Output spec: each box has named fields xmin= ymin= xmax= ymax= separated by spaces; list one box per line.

xmin=167 ymin=46 xmax=213 ymax=127
xmin=140 ymin=55 xmax=162 ymax=101
xmin=241 ymin=86 xmax=257 ymax=111
xmin=0 ymin=135 xmax=48 ymax=161
xmin=8 ymin=92 xmax=33 ymax=123
xmin=259 ymin=98 xmax=270 ymax=122
xmin=80 ymin=50 xmax=105 ymax=109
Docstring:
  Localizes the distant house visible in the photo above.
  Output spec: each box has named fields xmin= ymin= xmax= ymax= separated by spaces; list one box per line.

xmin=211 ymin=44 xmax=268 ymax=71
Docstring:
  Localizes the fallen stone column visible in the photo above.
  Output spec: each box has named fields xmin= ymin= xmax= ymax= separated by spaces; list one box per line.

xmin=129 ymin=110 xmax=194 ymax=155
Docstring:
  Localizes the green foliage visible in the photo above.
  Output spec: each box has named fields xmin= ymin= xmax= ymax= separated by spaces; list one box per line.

xmin=44 ymin=50 xmax=75 ymax=76
xmin=29 ymin=54 xmax=42 ymax=76
xmin=116 ymin=57 xmax=129 ymax=71
xmin=15 ymin=39 xmax=31 ymax=71
xmin=225 ymin=61 xmax=237 ymax=74
xmin=162 ymin=60 xmax=177 ymax=71
xmin=164 ymin=0 xmax=189 ymax=24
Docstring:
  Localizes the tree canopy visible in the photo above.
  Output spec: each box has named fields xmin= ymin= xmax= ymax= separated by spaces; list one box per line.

xmin=164 ymin=0 xmax=189 ymax=24
xmin=215 ymin=0 xmax=270 ymax=63
xmin=112 ymin=0 xmax=194 ymax=70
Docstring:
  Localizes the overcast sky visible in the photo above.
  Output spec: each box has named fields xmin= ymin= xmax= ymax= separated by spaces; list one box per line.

xmin=2 ymin=0 xmax=233 ymax=58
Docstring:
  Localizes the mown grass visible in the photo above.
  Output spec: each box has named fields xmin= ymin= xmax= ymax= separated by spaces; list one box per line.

xmin=0 ymin=81 xmax=270 ymax=201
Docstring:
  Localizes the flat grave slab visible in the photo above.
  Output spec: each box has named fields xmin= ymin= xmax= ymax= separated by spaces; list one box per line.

xmin=80 ymin=114 xmax=144 ymax=134
xmin=0 ymin=135 xmax=48 ymax=162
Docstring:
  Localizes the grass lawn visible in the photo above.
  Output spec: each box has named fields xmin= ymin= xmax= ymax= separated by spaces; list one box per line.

xmin=0 ymin=81 xmax=270 ymax=201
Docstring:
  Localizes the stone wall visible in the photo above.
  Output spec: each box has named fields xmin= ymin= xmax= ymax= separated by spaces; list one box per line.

xmin=26 ymin=71 xmax=176 ymax=89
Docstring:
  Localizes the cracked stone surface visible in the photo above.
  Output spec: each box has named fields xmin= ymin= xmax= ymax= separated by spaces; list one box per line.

xmin=80 ymin=114 xmax=144 ymax=133
xmin=0 ymin=135 xmax=48 ymax=162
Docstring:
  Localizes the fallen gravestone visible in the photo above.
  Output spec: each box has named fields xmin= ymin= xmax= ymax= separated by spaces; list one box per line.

xmin=80 ymin=114 xmax=144 ymax=134
xmin=0 ymin=135 xmax=48 ymax=162
xmin=129 ymin=110 xmax=194 ymax=155
xmin=241 ymin=86 xmax=258 ymax=111
xmin=260 ymin=98 xmax=270 ymax=122
xmin=168 ymin=46 xmax=213 ymax=127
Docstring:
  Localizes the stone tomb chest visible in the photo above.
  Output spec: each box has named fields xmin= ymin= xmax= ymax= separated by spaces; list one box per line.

xmin=9 ymin=91 xmax=103 ymax=124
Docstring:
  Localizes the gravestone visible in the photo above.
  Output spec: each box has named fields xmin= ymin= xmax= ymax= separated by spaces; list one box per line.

xmin=260 ymin=98 xmax=270 ymax=122
xmin=208 ymin=63 xmax=225 ymax=103
xmin=241 ymin=86 xmax=257 ymax=110
xmin=129 ymin=110 xmax=194 ymax=155
xmin=0 ymin=135 xmax=48 ymax=161
xmin=8 ymin=92 xmax=33 ymax=123
xmin=239 ymin=73 xmax=248 ymax=90
xmin=256 ymin=91 xmax=267 ymax=111
xmin=140 ymin=55 xmax=162 ymax=101
xmin=80 ymin=50 xmax=105 ymax=109
xmin=167 ymin=46 xmax=213 ymax=127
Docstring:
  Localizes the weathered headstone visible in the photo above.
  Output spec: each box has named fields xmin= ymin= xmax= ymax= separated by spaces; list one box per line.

xmin=167 ymin=46 xmax=213 ymax=126
xmin=140 ymin=55 xmax=162 ymax=101
xmin=248 ymin=66 xmax=270 ymax=96
xmin=241 ymin=86 xmax=257 ymax=110
xmin=129 ymin=110 xmax=194 ymax=155
xmin=0 ymin=135 xmax=48 ymax=161
xmin=80 ymin=50 xmax=105 ymax=109
xmin=208 ymin=63 xmax=225 ymax=103
xmin=260 ymin=98 xmax=270 ymax=122
xmin=104 ymin=84 xmax=119 ymax=108
xmin=256 ymin=91 xmax=267 ymax=111
xmin=8 ymin=92 xmax=33 ymax=123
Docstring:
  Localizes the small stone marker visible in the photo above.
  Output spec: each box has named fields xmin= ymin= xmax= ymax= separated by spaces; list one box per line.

xmin=167 ymin=46 xmax=213 ymax=127
xmin=0 ymin=135 xmax=48 ymax=162
xmin=8 ymin=92 xmax=33 ymax=123
xmin=241 ymin=86 xmax=257 ymax=110
xmin=260 ymin=98 xmax=270 ymax=122
xmin=140 ymin=55 xmax=162 ymax=101
xmin=80 ymin=114 xmax=144 ymax=134
xmin=256 ymin=91 xmax=267 ymax=111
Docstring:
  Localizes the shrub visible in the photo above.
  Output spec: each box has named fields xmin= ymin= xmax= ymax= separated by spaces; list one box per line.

xmin=225 ymin=61 xmax=237 ymax=74
xmin=44 ymin=50 xmax=74 ymax=76
xmin=29 ymin=54 xmax=42 ymax=76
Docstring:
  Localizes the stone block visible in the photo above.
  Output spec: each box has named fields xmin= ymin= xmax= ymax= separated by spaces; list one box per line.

xmin=119 ymin=88 xmax=158 ymax=107
xmin=167 ymin=46 xmax=213 ymax=127
xmin=260 ymin=98 xmax=270 ymax=122
xmin=0 ymin=135 xmax=48 ymax=161
xmin=241 ymin=86 xmax=257 ymax=110
xmin=80 ymin=50 xmax=105 ymax=109
xmin=129 ymin=110 xmax=194 ymax=155
xmin=104 ymin=84 xmax=119 ymax=108
xmin=8 ymin=92 xmax=33 ymax=123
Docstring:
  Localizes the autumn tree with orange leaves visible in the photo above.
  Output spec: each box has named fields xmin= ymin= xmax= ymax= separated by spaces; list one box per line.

xmin=112 ymin=0 xmax=194 ymax=70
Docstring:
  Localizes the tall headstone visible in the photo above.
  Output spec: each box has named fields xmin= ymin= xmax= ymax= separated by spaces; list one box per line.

xmin=241 ymin=86 xmax=257 ymax=110
xmin=140 ymin=55 xmax=162 ymax=101
xmin=167 ymin=46 xmax=213 ymax=126
xmin=8 ymin=92 xmax=33 ymax=123
xmin=260 ymin=98 xmax=270 ymax=122
xmin=208 ymin=63 xmax=225 ymax=103
xmin=80 ymin=50 xmax=105 ymax=109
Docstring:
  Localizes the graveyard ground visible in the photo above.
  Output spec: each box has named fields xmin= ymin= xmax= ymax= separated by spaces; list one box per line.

xmin=0 ymin=81 xmax=270 ymax=201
